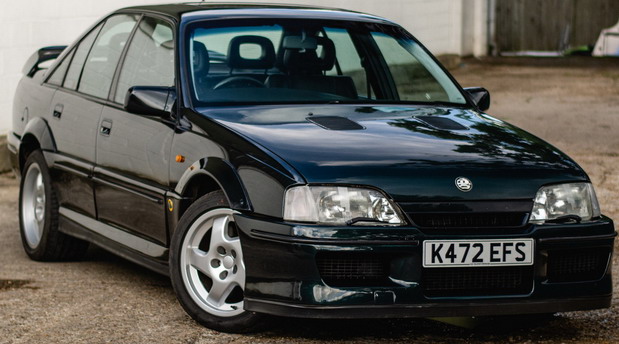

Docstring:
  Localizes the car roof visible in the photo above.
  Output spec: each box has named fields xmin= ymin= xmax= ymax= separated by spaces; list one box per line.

xmin=117 ymin=2 xmax=391 ymax=24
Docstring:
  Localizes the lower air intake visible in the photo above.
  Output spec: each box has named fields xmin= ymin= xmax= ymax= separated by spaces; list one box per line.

xmin=423 ymin=266 xmax=533 ymax=297
xmin=546 ymin=248 xmax=610 ymax=283
xmin=317 ymin=254 xmax=389 ymax=287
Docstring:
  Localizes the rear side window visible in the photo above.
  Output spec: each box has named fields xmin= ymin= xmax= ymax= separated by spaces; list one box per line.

xmin=47 ymin=49 xmax=75 ymax=86
xmin=114 ymin=17 xmax=174 ymax=104
xmin=79 ymin=14 xmax=139 ymax=99
xmin=64 ymin=23 xmax=103 ymax=90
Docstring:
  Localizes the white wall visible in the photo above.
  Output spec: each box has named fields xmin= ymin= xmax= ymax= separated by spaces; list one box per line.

xmin=0 ymin=0 xmax=487 ymax=135
xmin=0 ymin=0 xmax=175 ymax=135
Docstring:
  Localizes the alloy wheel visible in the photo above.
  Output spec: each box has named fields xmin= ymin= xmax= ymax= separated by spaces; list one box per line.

xmin=21 ymin=163 xmax=46 ymax=249
xmin=180 ymin=208 xmax=245 ymax=317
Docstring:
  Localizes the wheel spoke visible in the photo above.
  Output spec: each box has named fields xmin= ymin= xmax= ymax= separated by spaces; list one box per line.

xmin=207 ymin=279 xmax=236 ymax=307
xmin=209 ymin=215 xmax=231 ymax=252
xmin=36 ymin=173 xmax=43 ymax=192
xmin=228 ymin=238 xmax=242 ymax=257
xmin=188 ymin=218 xmax=212 ymax=248
xmin=187 ymin=247 xmax=211 ymax=276
xmin=228 ymin=266 xmax=245 ymax=288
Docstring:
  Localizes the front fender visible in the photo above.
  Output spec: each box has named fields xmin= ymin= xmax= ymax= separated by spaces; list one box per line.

xmin=174 ymin=157 xmax=251 ymax=211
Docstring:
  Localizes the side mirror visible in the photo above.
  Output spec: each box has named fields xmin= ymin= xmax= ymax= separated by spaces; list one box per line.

xmin=464 ymin=87 xmax=490 ymax=111
xmin=124 ymin=86 xmax=176 ymax=117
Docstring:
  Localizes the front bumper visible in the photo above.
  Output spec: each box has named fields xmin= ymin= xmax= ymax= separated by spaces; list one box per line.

xmin=235 ymin=214 xmax=615 ymax=318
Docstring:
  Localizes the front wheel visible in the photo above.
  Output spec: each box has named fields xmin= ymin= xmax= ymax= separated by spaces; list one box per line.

xmin=169 ymin=191 xmax=264 ymax=333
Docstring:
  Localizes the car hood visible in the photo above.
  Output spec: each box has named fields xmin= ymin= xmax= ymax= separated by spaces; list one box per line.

xmin=199 ymin=105 xmax=587 ymax=201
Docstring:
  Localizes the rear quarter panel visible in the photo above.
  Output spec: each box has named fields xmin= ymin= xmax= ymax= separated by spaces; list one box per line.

xmin=12 ymin=71 xmax=56 ymax=137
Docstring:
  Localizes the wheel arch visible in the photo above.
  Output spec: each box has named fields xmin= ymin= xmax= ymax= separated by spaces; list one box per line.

xmin=19 ymin=117 xmax=56 ymax=172
xmin=171 ymin=157 xmax=252 ymax=226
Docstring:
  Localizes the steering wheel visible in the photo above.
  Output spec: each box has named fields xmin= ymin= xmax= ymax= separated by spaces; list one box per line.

xmin=213 ymin=76 xmax=266 ymax=90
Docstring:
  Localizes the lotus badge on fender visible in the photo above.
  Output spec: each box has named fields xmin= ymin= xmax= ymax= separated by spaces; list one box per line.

xmin=455 ymin=177 xmax=473 ymax=192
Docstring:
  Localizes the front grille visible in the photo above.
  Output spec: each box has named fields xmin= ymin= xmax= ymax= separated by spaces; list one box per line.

xmin=410 ymin=212 xmax=528 ymax=229
xmin=317 ymin=254 xmax=389 ymax=287
xmin=547 ymin=248 xmax=610 ymax=283
xmin=423 ymin=266 xmax=533 ymax=297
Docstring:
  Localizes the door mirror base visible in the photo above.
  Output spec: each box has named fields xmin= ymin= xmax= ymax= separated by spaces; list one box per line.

xmin=124 ymin=86 xmax=176 ymax=118
xmin=464 ymin=87 xmax=490 ymax=111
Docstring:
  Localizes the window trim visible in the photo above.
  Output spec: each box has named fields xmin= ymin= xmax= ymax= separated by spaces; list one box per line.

xmin=43 ymin=11 xmax=178 ymax=106
xmin=107 ymin=14 xmax=144 ymax=102
xmin=76 ymin=14 xmax=143 ymax=99
xmin=47 ymin=47 xmax=75 ymax=87
xmin=108 ymin=13 xmax=177 ymax=105
xmin=72 ymin=21 xmax=107 ymax=93
xmin=43 ymin=17 xmax=106 ymax=86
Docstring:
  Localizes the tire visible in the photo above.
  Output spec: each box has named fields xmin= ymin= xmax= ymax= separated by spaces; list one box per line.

xmin=19 ymin=150 xmax=89 ymax=261
xmin=169 ymin=190 xmax=265 ymax=333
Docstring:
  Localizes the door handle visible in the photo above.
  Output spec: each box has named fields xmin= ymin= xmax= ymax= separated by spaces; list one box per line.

xmin=100 ymin=119 xmax=112 ymax=136
xmin=53 ymin=104 xmax=63 ymax=119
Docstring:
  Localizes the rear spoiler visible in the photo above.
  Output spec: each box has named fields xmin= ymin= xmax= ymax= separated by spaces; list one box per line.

xmin=22 ymin=45 xmax=67 ymax=78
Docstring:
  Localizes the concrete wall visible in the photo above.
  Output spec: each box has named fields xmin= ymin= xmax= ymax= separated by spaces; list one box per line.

xmin=0 ymin=0 xmax=488 ymax=136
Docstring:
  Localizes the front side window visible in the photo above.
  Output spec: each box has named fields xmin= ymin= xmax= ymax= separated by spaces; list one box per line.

xmin=186 ymin=19 xmax=466 ymax=106
xmin=79 ymin=14 xmax=138 ymax=99
xmin=372 ymin=32 xmax=453 ymax=102
xmin=114 ymin=17 xmax=175 ymax=104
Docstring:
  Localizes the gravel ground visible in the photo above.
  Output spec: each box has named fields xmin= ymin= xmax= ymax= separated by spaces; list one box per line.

xmin=1 ymin=59 xmax=618 ymax=343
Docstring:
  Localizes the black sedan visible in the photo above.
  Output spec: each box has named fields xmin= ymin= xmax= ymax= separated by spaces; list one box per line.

xmin=8 ymin=3 xmax=615 ymax=333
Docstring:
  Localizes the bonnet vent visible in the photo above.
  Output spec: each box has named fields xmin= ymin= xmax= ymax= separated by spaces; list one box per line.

xmin=415 ymin=116 xmax=468 ymax=130
xmin=307 ymin=116 xmax=364 ymax=130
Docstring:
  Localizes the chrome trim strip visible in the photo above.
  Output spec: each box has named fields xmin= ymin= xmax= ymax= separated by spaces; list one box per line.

xmin=44 ymin=151 xmax=93 ymax=178
xmin=93 ymin=166 xmax=166 ymax=195
xmin=93 ymin=176 xmax=162 ymax=204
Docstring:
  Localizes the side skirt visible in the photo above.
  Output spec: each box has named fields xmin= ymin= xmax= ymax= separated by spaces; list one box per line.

xmin=58 ymin=207 xmax=169 ymax=276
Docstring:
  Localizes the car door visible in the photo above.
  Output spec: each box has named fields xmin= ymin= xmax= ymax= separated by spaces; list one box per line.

xmin=46 ymin=14 xmax=138 ymax=218
xmin=94 ymin=16 xmax=176 ymax=245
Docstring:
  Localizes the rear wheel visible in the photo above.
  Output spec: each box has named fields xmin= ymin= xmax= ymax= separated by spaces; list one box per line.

xmin=19 ymin=150 xmax=89 ymax=261
xmin=170 ymin=191 xmax=264 ymax=333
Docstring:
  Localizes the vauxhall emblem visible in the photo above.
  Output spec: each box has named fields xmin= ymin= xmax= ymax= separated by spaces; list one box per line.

xmin=455 ymin=177 xmax=473 ymax=192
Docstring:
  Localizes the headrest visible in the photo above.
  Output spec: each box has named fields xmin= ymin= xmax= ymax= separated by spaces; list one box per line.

xmin=192 ymin=41 xmax=209 ymax=76
xmin=282 ymin=36 xmax=317 ymax=50
xmin=160 ymin=39 xmax=174 ymax=50
xmin=280 ymin=36 xmax=335 ymax=74
xmin=227 ymin=35 xmax=276 ymax=70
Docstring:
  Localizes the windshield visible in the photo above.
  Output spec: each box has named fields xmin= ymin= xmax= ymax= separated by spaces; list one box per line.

xmin=186 ymin=19 xmax=467 ymax=106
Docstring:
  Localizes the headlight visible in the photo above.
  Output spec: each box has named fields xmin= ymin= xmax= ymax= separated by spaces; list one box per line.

xmin=529 ymin=183 xmax=601 ymax=224
xmin=283 ymin=185 xmax=404 ymax=225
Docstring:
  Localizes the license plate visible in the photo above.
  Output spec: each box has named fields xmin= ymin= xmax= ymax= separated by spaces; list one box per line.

xmin=423 ymin=239 xmax=534 ymax=268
